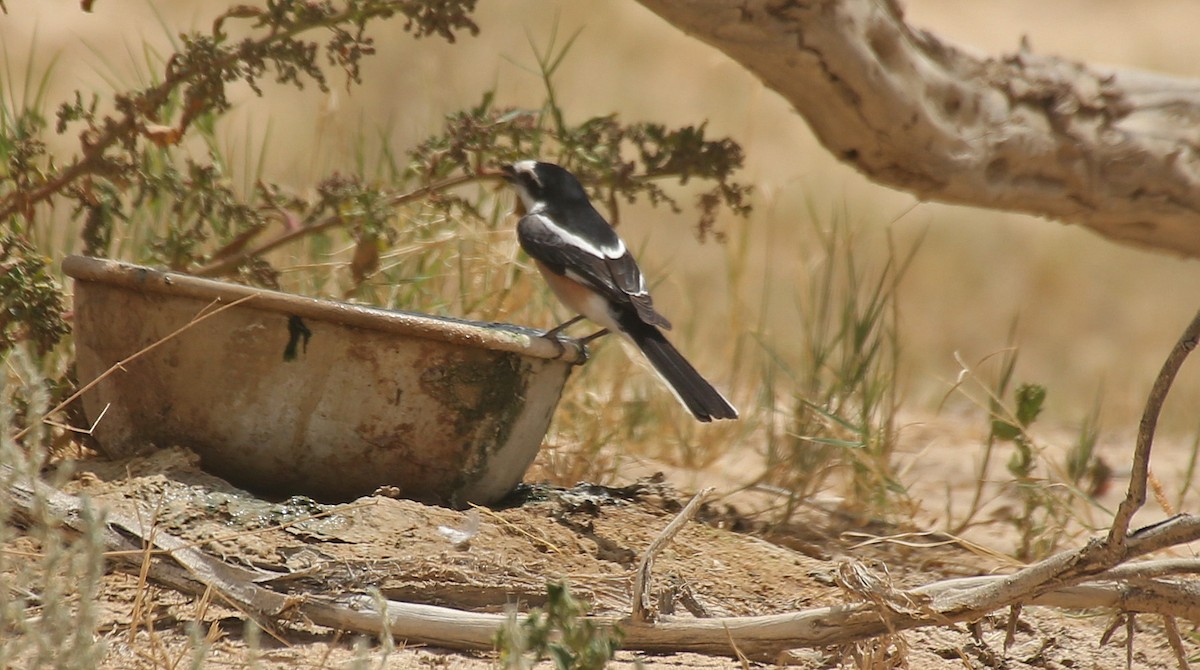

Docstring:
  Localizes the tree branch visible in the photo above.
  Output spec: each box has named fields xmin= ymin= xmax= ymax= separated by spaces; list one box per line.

xmin=633 ymin=0 xmax=1200 ymax=257
xmin=190 ymin=173 xmax=487 ymax=277
xmin=1108 ymin=308 xmax=1200 ymax=548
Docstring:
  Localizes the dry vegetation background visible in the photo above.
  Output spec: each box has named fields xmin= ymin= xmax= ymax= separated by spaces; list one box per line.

xmin=8 ymin=0 xmax=1200 ymax=437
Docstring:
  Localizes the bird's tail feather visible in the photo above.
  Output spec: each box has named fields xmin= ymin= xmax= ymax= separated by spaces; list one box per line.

xmin=622 ymin=316 xmax=738 ymax=422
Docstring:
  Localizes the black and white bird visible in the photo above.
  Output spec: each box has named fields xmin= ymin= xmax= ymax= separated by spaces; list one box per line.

xmin=501 ymin=160 xmax=738 ymax=422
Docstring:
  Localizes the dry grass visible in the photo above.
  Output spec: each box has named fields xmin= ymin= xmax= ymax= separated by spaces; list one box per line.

xmin=1 ymin=349 xmax=107 ymax=669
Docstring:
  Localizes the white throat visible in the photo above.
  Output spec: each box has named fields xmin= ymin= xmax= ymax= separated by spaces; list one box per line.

xmin=516 ymin=187 xmax=539 ymax=213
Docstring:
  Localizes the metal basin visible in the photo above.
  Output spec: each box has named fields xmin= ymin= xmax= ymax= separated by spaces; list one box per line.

xmin=63 ymin=255 xmax=582 ymax=505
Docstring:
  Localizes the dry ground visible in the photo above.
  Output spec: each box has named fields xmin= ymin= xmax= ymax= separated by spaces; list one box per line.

xmin=4 ymin=423 xmax=1193 ymax=670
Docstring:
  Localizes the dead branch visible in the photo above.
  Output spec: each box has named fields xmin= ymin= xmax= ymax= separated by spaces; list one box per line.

xmin=1162 ymin=615 xmax=1190 ymax=670
xmin=634 ymin=0 xmax=1200 ymax=257
xmin=632 ymin=487 xmax=713 ymax=623
xmin=9 ymin=305 xmax=1200 ymax=659
xmin=1109 ymin=308 xmax=1200 ymax=549
xmin=6 ymin=305 xmax=1199 ymax=657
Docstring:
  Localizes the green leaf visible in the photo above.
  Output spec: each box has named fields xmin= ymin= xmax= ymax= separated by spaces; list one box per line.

xmin=991 ymin=419 xmax=1021 ymax=442
xmin=1015 ymin=383 xmax=1047 ymax=428
xmin=549 ymin=645 xmax=575 ymax=670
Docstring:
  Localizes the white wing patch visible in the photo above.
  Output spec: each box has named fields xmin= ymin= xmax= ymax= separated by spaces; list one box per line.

xmin=528 ymin=210 xmax=627 ymax=259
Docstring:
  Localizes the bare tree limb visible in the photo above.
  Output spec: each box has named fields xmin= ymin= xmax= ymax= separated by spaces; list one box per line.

xmin=633 ymin=0 xmax=1200 ymax=257
xmin=9 ymin=301 xmax=1200 ymax=657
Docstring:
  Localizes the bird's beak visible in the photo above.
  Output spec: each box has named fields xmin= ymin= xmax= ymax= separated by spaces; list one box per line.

xmin=496 ymin=164 xmax=526 ymax=216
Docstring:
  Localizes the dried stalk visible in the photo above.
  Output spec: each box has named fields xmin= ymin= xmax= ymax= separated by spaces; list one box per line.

xmin=8 ymin=302 xmax=1200 ymax=660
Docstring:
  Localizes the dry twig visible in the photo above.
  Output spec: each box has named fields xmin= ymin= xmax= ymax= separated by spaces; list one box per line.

xmin=6 ymin=307 xmax=1200 ymax=660
xmin=631 ymin=487 xmax=713 ymax=623
xmin=1162 ymin=615 xmax=1191 ymax=670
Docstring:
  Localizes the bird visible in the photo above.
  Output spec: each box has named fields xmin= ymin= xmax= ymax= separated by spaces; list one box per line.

xmin=500 ymin=160 xmax=738 ymax=422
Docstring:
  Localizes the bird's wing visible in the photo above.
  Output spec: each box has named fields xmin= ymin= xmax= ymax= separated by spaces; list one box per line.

xmin=518 ymin=212 xmax=671 ymax=329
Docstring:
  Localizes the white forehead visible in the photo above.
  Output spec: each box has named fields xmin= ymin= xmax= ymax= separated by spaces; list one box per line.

xmin=512 ymin=160 xmax=540 ymax=185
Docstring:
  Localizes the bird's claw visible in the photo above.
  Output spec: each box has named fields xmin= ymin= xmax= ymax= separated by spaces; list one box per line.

xmin=541 ymin=330 xmax=591 ymax=366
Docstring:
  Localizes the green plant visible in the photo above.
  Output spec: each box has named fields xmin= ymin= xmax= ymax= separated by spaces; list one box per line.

xmin=757 ymin=213 xmax=918 ymax=519
xmin=947 ymin=336 xmax=1109 ymax=560
xmin=1065 ymin=389 xmax=1108 ymax=498
xmin=0 ymin=4 xmax=754 ymax=660
xmin=494 ymin=581 xmax=623 ymax=670
xmin=946 ymin=322 xmax=1021 ymax=536
xmin=991 ymin=381 xmax=1059 ymax=559
xmin=0 ymin=234 xmax=69 ymax=357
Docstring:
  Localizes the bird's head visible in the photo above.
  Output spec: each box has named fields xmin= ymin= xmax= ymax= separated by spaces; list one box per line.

xmin=500 ymin=160 xmax=588 ymax=213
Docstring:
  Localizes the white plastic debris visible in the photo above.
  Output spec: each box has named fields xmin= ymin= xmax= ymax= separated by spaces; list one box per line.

xmin=437 ymin=509 xmax=480 ymax=549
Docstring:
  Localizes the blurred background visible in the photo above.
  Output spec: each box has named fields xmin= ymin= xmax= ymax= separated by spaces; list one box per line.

xmin=7 ymin=0 xmax=1200 ymax=455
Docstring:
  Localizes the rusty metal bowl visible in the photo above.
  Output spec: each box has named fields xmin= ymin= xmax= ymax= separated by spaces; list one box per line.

xmin=63 ymin=255 xmax=583 ymax=505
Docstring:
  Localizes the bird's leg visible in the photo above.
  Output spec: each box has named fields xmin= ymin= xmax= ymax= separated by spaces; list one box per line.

xmin=579 ymin=329 xmax=610 ymax=345
xmin=542 ymin=315 xmax=586 ymax=340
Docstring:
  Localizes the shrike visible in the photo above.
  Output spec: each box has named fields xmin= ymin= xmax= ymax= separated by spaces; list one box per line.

xmin=501 ymin=160 xmax=737 ymax=422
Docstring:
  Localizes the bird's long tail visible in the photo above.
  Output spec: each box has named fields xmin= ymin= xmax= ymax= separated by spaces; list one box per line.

xmin=620 ymin=314 xmax=738 ymax=422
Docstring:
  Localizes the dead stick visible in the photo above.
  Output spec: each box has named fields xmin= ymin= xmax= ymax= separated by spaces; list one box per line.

xmin=1125 ymin=614 xmax=1135 ymax=670
xmin=1003 ymin=603 xmax=1021 ymax=651
xmin=935 ymin=308 xmax=1200 ymax=613
xmin=632 ymin=487 xmax=713 ymax=623
xmin=1109 ymin=307 xmax=1200 ymax=551
xmin=1162 ymin=615 xmax=1190 ymax=670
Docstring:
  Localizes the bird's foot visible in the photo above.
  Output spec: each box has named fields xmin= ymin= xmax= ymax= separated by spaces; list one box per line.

xmin=540 ymin=318 xmax=606 ymax=365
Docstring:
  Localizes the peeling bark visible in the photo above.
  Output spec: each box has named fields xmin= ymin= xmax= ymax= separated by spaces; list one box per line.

xmin=634 ymin=0 xmax=1200 ymax=257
